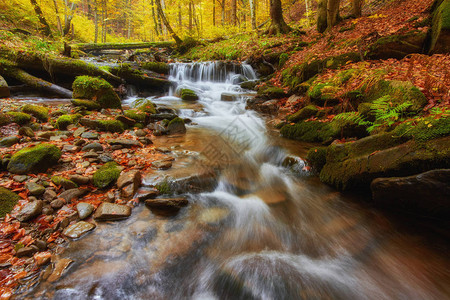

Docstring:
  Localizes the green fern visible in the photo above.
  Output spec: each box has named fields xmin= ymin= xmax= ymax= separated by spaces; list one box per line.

xmin=333 ymin=112 xmax=372 ymax=127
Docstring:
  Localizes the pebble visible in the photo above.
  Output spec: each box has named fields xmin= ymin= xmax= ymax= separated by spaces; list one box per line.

xmin=81 ymin=132 xmax=99 ymax=140
xmin=50 ymin=199 xmax=65 ymax=209
xmin=43 ymin=189 xmax=57 ymax=201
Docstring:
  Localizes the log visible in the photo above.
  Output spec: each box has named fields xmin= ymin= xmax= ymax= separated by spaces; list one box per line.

xmin=2 ymin=50 xmax=124 ymax=85
xmin=110 ymin=65 xmax=171 ymax=91
xmin=71 ymin=42 xmax=174 ymax=52
xmin=0 ymin=60 xmax=73 ymax=98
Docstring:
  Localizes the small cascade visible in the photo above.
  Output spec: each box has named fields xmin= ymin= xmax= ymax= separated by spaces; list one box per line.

xmin=169 ymin=61 xmax=257 ymax=83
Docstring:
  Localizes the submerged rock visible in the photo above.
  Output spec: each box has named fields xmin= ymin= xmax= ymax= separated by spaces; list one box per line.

xmin=371 ymin=169 xmax=450 ymax=216
xmin=145 ymin=197 xmax=188 ymax=210
xmin=167 ymin=117 xmax=186 ymax=134
xmin=63 ymin=221 xmax=96 ymax=239
xmin=93 ymin=202 xmax=131 ymax=221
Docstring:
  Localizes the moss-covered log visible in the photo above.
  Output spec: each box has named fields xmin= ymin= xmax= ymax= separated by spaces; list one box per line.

xmin=71 ymin=42 xmax=174 ymax=52
xmin=110 ymin=64 xmax=171 ymax=90
xmin=0 ymin=60 xmax=73 ymax=98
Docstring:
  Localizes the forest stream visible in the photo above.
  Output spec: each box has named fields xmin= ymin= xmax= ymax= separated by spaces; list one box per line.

xmin=16 ymin=62 xmax=450 ymax=299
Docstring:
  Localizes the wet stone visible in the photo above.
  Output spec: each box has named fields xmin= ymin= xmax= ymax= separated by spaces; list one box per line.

xmin=63 ymin=221 xmax=96 ymax=239
xmin=63 ymin=145 xmax=79 ymax=152
xmin=74 ymin=139 xmax=86 ymax=146
xmin=50 ymin=199 xmax=65 ymax=209
xmin=17 ymin=200 xmax=43 ymax=222
xmin=68 ymin=175 xmax=90 ymax=185
xmin=135 ymin=129 xmax=146 ymax=137
xmin=98 ymin=153 xmax=113 ymax=163
xmin=81 ymin=132 xmax=99 ymax=140
xmin=82 ymin=151 xmax=99 ymax=158
xmin=93 ymin=202 xmax=131 ymax=221
xmin=0 ymin=136 xmax=19 ymax=147
xmin=82 ymin=142 xmax=103 ymax=152
xmin=43 ymin=189 xmax=57 ymax=201
xmin=152 ymin=159 xmax=173 ymax=170
xmin=25 ymin=182 xmax=45 ymax=196
xmin=107 ymin=139 xmax=141 ymax=148
xmin=145 ymin=197 xmax=188 ymax=209
xmin=58 ymin=188 xmax=90 ymax=202
xmin=76 ymin=202 xmax=94 ymax=219
xmin=18 ymin=126 xmax=35 ymax=138
xmin=135 ymin=188 xmax=159 ymax=201
xmin=47 ymin=258 xmax=73 ymax=282
xmin=13 ymin=175 xmax=28 ymax=183
xmin=73 ymin=127 xmax=86 ymax=137
xmin=15 ymin=246 xmax=37 ymax=258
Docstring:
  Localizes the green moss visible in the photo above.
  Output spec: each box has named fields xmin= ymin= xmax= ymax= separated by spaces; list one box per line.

xmin=141 ymin=62 xmax=170 ymax=74
xmin=0 ymin=187 xmax=19 ymax=218
xmin=279 ymin=53 xmax=289 ymax=67
xmin=393 ymin=115 xmax=450 ymax=142
xmin=21 ymin=104 xmax=48 ymax=122
xmin=306 ymin=146 xmax=328 ymax=172
xmin=72 ymin=76 xmax=122 ymax=109
xmin=168 ymin=117 xmax=184 ymax=127
xmin=136 ymin=100 xmax=156 ymax=114
xmin=7 ymin=143 xmax=61 ymax=174
xmin=155 ymin=180 xmax=171 ymax=194
xmin=134 ymin=123 xmax=144 ymax=129
xmin=287 ymin=105 xmax=319 ymax=123
xmin=56 ymin=114 xmax=82 ymax=130
xmin=92 ymin=162 xmax=121 ymax=189
xmin=257 ymin=85 xmax=286 ymax=99
xmin=124 ymin=110 xmax=147 ymax=123
xmin=0 ymin=113 xmax=12 ymax=126
xmin=6 ymin=112 xmax=31 ymax=125
xmin=280 ymin=120 xmax=341 ymax=143
xmin=97 ymin=120 xmax=125 ymax=133
xmin=180 ymin=89 xmax=199 ymax=101
xmin=71 ymin=99 xmax=101 ymax=110
xmin=51 ymin=176 xmax=78 ymax=188
xmin=365 ymin=80 xmax=427 ymax=112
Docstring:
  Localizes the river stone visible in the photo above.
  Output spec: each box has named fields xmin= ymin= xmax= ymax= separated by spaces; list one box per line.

xmin=15 ymin=246 xmax=38 ymax=258
xmin=371 ymin=169 xmax=450 ymax=216
xmin=76 ymin=202 xmax=95 ymax=219
xmin=68 ymin=175 xmax=90 ymax=185
xmin=81 ymin=132 xmax=99 ymax=140
xmin=0 ymin=136 xmax=19 ymax=147
xmin=167 ymin=117 xmax=186 ymax=134
xmin=0 ymin=75 xmax=10 ymax=98
xmin=50 ymin=199 xmax=65 ymax=209
xmin=18 ymin=126 xmax=35 ymax=138
xmin=93 ymin=202 xmax=131 ymax=221
xmin=152 ymin=159 xmax=173 ymax=170
xmin=43 ymin=189 xmax=57 ymax=201
xmin=107 ymin=139 xmax=141 ymax=148
xmin=145 ymin=198 xmax=188 ymax=209
xmin=73 ymin=127 xmax=86 ymax=137
xmin=221 ymin=93 xmax=238 ymax=102
xmin=63 ymin=221 xmax=96 ymax=239
xmin=198 ymin=207 xmax=230 ymax=226
xmin=7 ymin=143 xmax=61 ymax=174
xmin=25 ymin=182 xmax=45 ymax=196
xmin=148 ymin=113 xmax=178 ymax=122
xmin=135 ymin=188 xmax=159 ymax=201
xmin=81 ymin=142 xmax=104 ymax=152
xmin=117 ymin=170 xmax=142 ymax=199
xmin=16 ymin=200 xmax=43 ymax=222
xmin=58 ymin=188 xmax=90 ymax=202
xmin=47 ymin=258 xmax=73 ymax=282
xmin=116 ymin=115 xmax=136 ymax=126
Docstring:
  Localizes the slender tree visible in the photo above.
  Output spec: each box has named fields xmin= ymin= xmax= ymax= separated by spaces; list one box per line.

xmin=231 ymin=0 xmax=237 ymax=26
xmin=249 ymin=0 xmax=256 ymax=29
xmin=155 ymin=0 xmax=182 ymax=44
xmin=327 ymin=0 xmax=341 ymax=29
xmin=352 ymin=0 xmax=363 ymax=17
xmin=267 ymin=0 xmax=291 ymax=34
xmin=29 ymin=0 xmax=53 ymax=37
xmin=52 ymin=0 xmax=63 ymax=34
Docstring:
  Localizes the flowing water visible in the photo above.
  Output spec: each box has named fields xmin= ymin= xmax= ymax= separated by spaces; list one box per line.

xmin=26 ymin=62 xmax=450 ymax=299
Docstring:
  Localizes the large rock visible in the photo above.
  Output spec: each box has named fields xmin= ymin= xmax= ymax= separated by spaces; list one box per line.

xmin=287 ymin=105 xmax=319 ymax=123
xmin=117 ymin=170 xmax=142 ymax=199
xmin=371 ymin=169 xmax=450 ymax=216
xmin=92 ymin=162 xmax=122 ymax=189
xmin=320 ymin=135 xmax=450 ymax=191
xmin=367 ymin=31 xmax=427 ymax=59
xmin=72 ymin=76 xmax=122 ymax=109
xmin=7 ymin=143 xmax=61 ymax=174
xmin=16 ymin=200 xmax=43 ymax=222
xmin=0 ymin=187 xmax=19 ymax=218
xmin=93 ymin=202 xmax=131 ymax=221
xmin=76 ymin=202 xmax=95 ymax=219
xmin=58 ymin=188 xmax=90 ymax=202
xmin=0 ymin=75 xmax=10 ymax=98
xmin=107 ymin=139 xmax=141 ymax=148
xmin=25 ymin=182 xmax=45 ymax=196
xmin=167 ymin=117 xmax=186 ymax=134
xmin=63 ymin=221 xmax=96 ymax=239
xmin=0 ymin=136 xmax=19 ymax=147
xmin=430 ymin=0 xmax=450 ymax=54
xmin=145 ymin=198 xmax=188 ymax=209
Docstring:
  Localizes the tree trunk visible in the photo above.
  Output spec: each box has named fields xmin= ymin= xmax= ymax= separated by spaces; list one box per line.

xmin=178 ymin=4 xmax=182 ymax=29
xmin=52 ymin=0 xmax=63 ymax=35
xmin=155 ymin=0 xmax=182 ymax=45
xmin=94 ymin=0 xmax=98 ymax=43
xmin=250 ymin=0 xmax=256 ymax=29
xmin=189 ymin=2 xmax=193 ymax=34
xmin=29 ymin=0 xmax=52 ymax=37
xmin=63 ymin=0 xmax=77 ymax=36
xmin=352 ymin=0 xmax=362 ymax=17
xmin=151 ymin=0 xmax=160 ymax=36
xmin=213 ymin=0 xmax=216 ymax=26
xmin=231 ymin=0 xmax=237 ymax=26
xmin=327 ymin=0 xmax=340 ymax=29
xmin=267 ymin=0 xmax=291 ymax=35
xmin=317 ymin=0 xmax=328 ymax=33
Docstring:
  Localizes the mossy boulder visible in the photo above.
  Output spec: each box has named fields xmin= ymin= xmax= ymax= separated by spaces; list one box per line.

xmin=110 ymin=64 xmax=171 ymax=90
xmin=6 ymin=112 xmax=32 ymax=125
xmin=365 ymin=80 xmax=427 ymax=112
xmin=287 ymin=105 xmax=319 ymax=123
xmin=124 ymin=110 xmax=147 ymax=123
xmin=72 ymin=76 xmax=122 ymax=109
xmin=0 ymin=113 xmax=11 ymax=126
xmin=167 ymin=117 xmax=186 ymax=134
xmin=429 ymin=0 xmax=450 ymax=54
xmin=0 ymin=136 xmax=19 ymax=147
xmin=278 ymin=53 xmax=289 ymax=67
xmin=367 ymin=31 xmax=427 ymax=59
xmin=308 ymin=83 xmax=341 ymax=106
xmin=55 ymin=114 xmax=82 ymax=130
xmin=0 ymin=187 xmax=19 ymax=218
xmin=98 ymin=120 xmax=125 ymax=133
xmin=319 ymin=134 xmax=450 ymax=191
xmin=136 ymin=100 xmax=156 ymax=114
xmin=280 ymin=120 xmax=341 ymax=143
xmin=180 ymin=89 xmax=199 ymax=101
xmin=393 ymin=115 xmax=450 ymax=142
xmin=306 ymin=146 xmax=328 ymax=173
xmin=7 ymin=143 xmax=61 ymax=174
xmin=51 ymin=176 xmax=78 ymax=189
xmin=257 ymin=85 xmax=287 ymax=99
xmin=71 ymin=99 xmax=101 ymax=110
xmin=92 ymin=162 xmax=122 ymax=189
xmin=240 ymin=80 xmax=258 ymax=90
xmin=141 ymin=62 xmax=170 ymax=74
xmin=0 ymin=75 xmax=10 ymax=98
xmin=21 ymin=104 xmax=49 ymax=122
